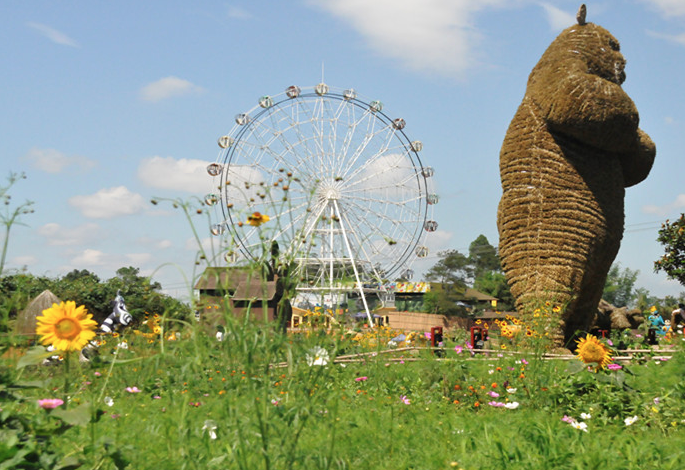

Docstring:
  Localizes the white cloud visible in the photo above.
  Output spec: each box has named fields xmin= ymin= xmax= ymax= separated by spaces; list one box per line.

xmin=642 ymin=194 xmax=685 ymax=216
xmin=138 ymin=236 xmax=174 ymax=249
xmin=646 ymin=29 xmax=685 ymax=46
xmin=71 ymin=248 xmax=108 ymax=267
xmin=137 ymin=156 xmax=210 ymax=193
xmin=38 ymin=222 xmax=104 ymax=246
xmin=10 ymin=255 xmax=37 ymax=267
xmin=227 ymin=6 xmax=252 ymax=19
xmin=307 ymin=0 xmax=507 ymax=77
xmin=139 ymin=76 xmax=203 ymax=102
xmin=640 ymin=0 xmax=685 ymax=17
xmin=24 ymin=148 xmax=95 ymax=174
xmin=125 ymin=253 xmax=153 ymax=266
xmin=69 ymin=186 xmax=146 ymax=219
xmin=539 ymin=3 xmax=576 ymax=31
xmin=26 ymin=22 xmax=79 ymax=47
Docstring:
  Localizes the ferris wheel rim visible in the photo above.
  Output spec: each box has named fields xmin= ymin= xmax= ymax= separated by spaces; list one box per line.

xmin=208 ymin=84 xmax=436 ymax=279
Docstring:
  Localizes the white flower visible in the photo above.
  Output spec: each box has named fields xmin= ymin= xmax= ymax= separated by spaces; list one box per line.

xmin=117 ymin=341 xmax=128 ymax=349
xmin=580 ymin=412 xmax=591 ymax=420
xmin=624 ymin=415 xmax=639 ymax=426
xmin=504 ymin=401 xmax=519 ymax=409
xmin=488 ymin=369 xmax=495 ymax=375
xmin=215 ymin=331 xmax=224 ymax=342
xmin=306 ymin=346 xmax=329 ymax=366
xmin=506 ymin=387 xmax=517 ymax=394
xmin=571 ymin=421 xmax=588 ymax=432
xmin=104 ymin=396 xmax=114 ymax=407
xmin=202 ymin=420 xmax=217 ymax=440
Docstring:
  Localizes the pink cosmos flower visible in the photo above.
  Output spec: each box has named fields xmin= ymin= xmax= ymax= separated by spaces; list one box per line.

xmin=94 ymin=371 xmax=102 ymax=377
xmin=38 ymin=398 xmax=64 ymax=409
xmin=355 ymin=376 xmax=368 ymax=382
xmin=400 ymin=395 xmax=411 ymax=405
xmin=488 ymin=401 xmax=505 ymax=407
xmin=125 ymin=386 xmax=141 ymax=393
xmin=488 ymin=391 xmax=500 ymax=398
xmin=455 ymin=345 xmax=463 ymax=354
xmin=607 ymin=363 xmax=622 ymax=370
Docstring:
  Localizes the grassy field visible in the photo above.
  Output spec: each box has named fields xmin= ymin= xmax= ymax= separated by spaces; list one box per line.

xmin=2 ymin=314 xmax=685 ymax=470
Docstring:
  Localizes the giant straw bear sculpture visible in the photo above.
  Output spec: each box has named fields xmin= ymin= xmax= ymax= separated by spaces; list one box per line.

xmin=497 ymin=5 xmax=655 ymax=346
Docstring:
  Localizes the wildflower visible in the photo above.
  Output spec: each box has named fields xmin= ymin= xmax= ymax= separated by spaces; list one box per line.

xmin=504 ymin=402 xmax=519 ymax=409
xmin=246 ymin=212 xmax=270 ymax=227
xmin=653 ymin=397 xmax=660 ymax=405
xmin=400 ymin=395 xmax=411 ymax=405
xmin=488 ymin=391 xmax=500 ymax=398
xmin=117 ymin=341 xmax=128 ymax=349
xmin=562 ymin=415 xmax=575 ymax=423
xmin=35 ymin=301 xmax=97 ymax=352
xmin=306 ymin=346 xmax=329 ymax=366
xmin=153 ymin=395 xmax=161 ymax=400
xmin=488 ymin=401 xmax=505 ymax=407
xmin=571 ymin=421 xmax=588 ymax=432
xmin=624 ymin=415 xmax=639 ymax=426
xmin=202 ymin=420 xmax=217 ymax=440
xmin=94 ymin=371 xmax=102 ymax=377
xmin=454 ymin=345 xmax=463 ymax=354
xmin=271 ymin=399 xmax=279 ymax=406
xmin=125 ymin=386 xmax=142 ymax=393
xmin=355 ymin=376 xmax=368 ymax=382
xmin=580 ymin=412 xmax=591 ymax=420
xmin=104 ymin=396 xmax=114 ymax=407
xmin=506 ymin=387 xmax=517 ymax=393
xmin=37 ymin=398 xmax=64 ymax=409
xmin=575 ymin=334 xmax=612 ymax=369
xmin=607 ymin=363 xmax=622 ymax=370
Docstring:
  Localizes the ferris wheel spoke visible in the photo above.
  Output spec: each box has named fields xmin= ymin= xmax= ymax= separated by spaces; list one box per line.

xmin=211 ymin=84 xmax=434 ymax=283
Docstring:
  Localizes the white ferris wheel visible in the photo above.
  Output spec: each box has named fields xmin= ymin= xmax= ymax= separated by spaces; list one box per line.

xmin=205 ymin=83 xmax=438 ymax=321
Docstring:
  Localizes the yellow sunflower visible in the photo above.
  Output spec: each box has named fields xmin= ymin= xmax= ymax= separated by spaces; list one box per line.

xmin=36 ymin=301 xmax=97 ymax=352
xmin=575 ymin=334 xmax=612 ymax=369
xmin=246 ymin=212 xmax=270 ymax=227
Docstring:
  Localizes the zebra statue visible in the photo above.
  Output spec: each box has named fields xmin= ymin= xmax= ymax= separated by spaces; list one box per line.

xmin=100 ymin=290 xmax=133 ymax=333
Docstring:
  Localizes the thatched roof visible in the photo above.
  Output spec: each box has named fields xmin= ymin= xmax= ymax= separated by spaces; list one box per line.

xmin=15 ymin=290 xmax=61 ymax=336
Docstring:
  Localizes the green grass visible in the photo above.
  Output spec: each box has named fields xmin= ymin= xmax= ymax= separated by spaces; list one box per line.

xmin=2 ymin=317 xmax=685 ymax=470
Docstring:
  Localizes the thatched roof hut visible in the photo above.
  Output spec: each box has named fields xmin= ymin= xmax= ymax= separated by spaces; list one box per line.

xmin=14 ymin=290 xmax=62 ymax=336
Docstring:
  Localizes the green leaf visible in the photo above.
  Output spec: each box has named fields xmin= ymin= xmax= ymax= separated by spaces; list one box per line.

xmin=564 ymin=359 xmax=586 ymax=374
xmin=51 ymin=402 xmax=92 ymax=427
xmin=16 ymin=346 xmax=55 ymax=369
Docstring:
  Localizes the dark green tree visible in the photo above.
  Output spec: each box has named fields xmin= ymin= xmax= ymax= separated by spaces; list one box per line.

xmin=473 ymin=270 xmax=514 ymax=311
xmin=468 ymin=235 xmax=500 ymax=280
xmin=424 ymin=250 xmax=471 ymax=315
xmin=655 ymin=214 xmax=685 ymax=286
xmin=602 ymin=263 xmax=639 ymax=307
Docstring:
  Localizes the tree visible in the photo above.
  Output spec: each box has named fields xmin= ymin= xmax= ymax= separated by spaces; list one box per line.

xmin=424 ymin=250 xmax=471 ymax=315
xmin=655 ymin=214 xmax=685 ymax=286
xmin=602 ymin=263 xmax=639 ymax=307
xmin=468 ymin=235 xmax=500 ymax=280
xmin=473 ymin=270 xmax=514 ymax=311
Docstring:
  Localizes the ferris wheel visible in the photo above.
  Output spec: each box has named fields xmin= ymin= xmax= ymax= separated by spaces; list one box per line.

xmin=205 ymin=83 xmax=438 ymax=318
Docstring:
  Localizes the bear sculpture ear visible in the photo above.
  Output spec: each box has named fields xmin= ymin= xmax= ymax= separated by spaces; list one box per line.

xmin=576 ymin=4 xmax=587 ymax=26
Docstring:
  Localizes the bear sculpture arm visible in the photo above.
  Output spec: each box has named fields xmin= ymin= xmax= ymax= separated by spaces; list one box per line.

xmin=532 ymin=63 xmax=654 ymax=187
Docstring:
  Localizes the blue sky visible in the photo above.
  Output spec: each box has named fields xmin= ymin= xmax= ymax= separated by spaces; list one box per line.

xmin=2 ymin=0 xmax=685 ymax=300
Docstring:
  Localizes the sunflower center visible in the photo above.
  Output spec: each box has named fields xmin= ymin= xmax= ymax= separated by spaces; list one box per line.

xmin=54 ymin=318 xmax=82 ymax=340
xmin=579 ymin=343 xmax=605 ymax=363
